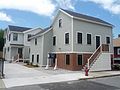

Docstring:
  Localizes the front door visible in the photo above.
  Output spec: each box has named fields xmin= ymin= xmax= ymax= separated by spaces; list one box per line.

xmin=96 ymin=36 xmax=101 ymax=49
xmin=18 ymin=48 xmax=23 ymax=58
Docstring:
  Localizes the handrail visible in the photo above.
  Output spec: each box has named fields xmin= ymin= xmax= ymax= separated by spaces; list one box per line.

xmin=87 ymin=44 xmax=109 ymax=69
xmin=87 ymin=44 xmax=102 ymax=69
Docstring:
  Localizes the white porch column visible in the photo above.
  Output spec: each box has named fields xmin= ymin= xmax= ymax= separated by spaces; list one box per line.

xmin=23 ymin=47 xmax=25 ymax=62
xmin=54 ymin=58 xmax=58 ymax=70
xmin=45 ymin=58 xmax=49 ymax=70
xmin=9 ymin=46 xmax=11 ymax=61
xmin=3 ymin=47 xmax=5 ymax=59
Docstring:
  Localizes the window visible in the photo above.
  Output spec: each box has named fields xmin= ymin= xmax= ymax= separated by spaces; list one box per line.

xmin=35 ymin=38 xmax=37 ymax=45
xmin=117 ymin=48 xmax=120 ymax=55
xmin=77 ymin=32 xmax=82 ymax=44
xmin=27 ymin=34 xmax=32 ymax=41
xmin=65 ymin=33 xmax=69 ymax=44
xmin=37 ymin=54 xmax=39 ymax=63
xmin=66 ymin=54 xmax=70 ymax=65
xmin=53 ymin=36 xmax=56 ymax=46
xmin=13 ymin=33 xmax=18 ymax=41
xmin=32 ymin=55 xmax=34 ymax=63
xmin=9 ymin=34 xmax=11 ymax=41
xmin=106 ymin=37 xmax=110 ymax=44
xmin=77 ymin=55 xmax=82 ymax=65
xmin=59 ymin=19 xmax=62 ymax=28
xmin=8 ymin=47 xmax=9 ymax=52
xmin=87 ymin=34 xmax=91 ymax=44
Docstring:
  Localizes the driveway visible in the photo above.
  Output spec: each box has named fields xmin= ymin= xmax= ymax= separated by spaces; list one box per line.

xmin=2 ymin=62 xmax=86 ymax=88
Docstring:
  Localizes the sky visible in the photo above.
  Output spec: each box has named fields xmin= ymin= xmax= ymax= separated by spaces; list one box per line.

xmin=0 ymin=0 xmax=120 ymax=38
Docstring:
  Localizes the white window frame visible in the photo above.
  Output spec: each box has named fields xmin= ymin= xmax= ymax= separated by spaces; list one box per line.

xmin=117 ymin=48 xmax=120 ymax=55
xmin=76 ymin=31 xmax=83 ymax=44
xmin=105 ymin=36 xmax=111 ymax=44
xmin=77 ymin=54 xmax=83 ymax=65
xmin=53 ymin=35 xmax=56 ymax=46
xmin=86 ymin=33 xmax=92 ymax=45
xmin=64 ymin=32 xmax=70 ymax=45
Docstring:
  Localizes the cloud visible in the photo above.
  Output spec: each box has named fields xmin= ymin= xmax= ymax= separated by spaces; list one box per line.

xmin=86 ymin=0 xmax=120 ymax=15
xmin=55 ymin=0 xmax=77 ymax=10
xmin=0 ymin=12 xmax=13 ymax=22
xmin=0 ymin=0 xmax=56 ymax=16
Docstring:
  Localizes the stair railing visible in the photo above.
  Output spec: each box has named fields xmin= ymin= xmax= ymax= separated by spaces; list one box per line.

xmin=87 ymin=44 xmax=109 ymax=70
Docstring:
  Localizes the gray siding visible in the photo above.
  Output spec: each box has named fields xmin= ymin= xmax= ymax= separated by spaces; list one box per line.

xmin=73 ymin=19 xmax=113 ymax=53
xmin=43 ymin=30 xmax=53 ymax=65
xmin=52 ymin=11 xmax=72 ymax=52
xmin=30 ymin=36 xmax=44 ymax=65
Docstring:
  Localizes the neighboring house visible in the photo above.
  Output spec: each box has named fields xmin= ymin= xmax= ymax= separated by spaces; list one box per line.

xmin=3 ymin=25 xmax=41 ymax=61
xmin=30 ymin=9 xmax=113 ymax=71
xmin=113 ymin=35 xmax=120 ymax=64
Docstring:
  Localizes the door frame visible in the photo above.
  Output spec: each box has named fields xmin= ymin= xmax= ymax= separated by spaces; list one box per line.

xmin=95 ymin=35 xmax=101 ymax=49
xmin=17 ymin=48 xmax=23 ymax=58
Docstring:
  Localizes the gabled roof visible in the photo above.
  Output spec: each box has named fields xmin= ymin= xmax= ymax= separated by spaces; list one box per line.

xmin=113 ymin=38 xmax=120 ymax=47
xmin=29 ymin=26 xmax=52 ymax=40
xmin=60 ymin=9 xmax=113 ymax=27
xmin=8 ymin=25 xmax=32 ymax=32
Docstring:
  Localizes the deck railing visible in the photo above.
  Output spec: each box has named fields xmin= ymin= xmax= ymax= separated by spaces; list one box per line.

xmin=87 ymin=44 xmax=109 ymax=69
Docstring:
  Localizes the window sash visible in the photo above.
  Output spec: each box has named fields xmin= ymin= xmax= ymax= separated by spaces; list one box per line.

xmin=66 ymin=54 xmax=70 ymax=65
xmin=13 ymin=33 xmax=18 ymax=41
xmin=35 ymin=38 xmax=37 ymax=45
xmin=106 ymin=37 xmax=110 ymax=44
xmin=77 ymin=33 xmax=82 ymax=44
xmin=78 ymin=55 xmax=82 ymax=65
xmin=53 ymin=36 xmax=56 ymax=46
xmin=65 ymin=33 xmax=69 ymax=44
xmin=87 ymin=34 xmax=91 ymax=44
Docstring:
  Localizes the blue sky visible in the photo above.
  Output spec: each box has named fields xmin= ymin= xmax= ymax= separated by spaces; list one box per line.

xmin=0 ymin=0 xmax=120 ymax=38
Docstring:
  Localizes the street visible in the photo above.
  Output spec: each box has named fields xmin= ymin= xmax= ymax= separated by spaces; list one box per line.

xmin=4 ymin=76 xmax=120 ymax=90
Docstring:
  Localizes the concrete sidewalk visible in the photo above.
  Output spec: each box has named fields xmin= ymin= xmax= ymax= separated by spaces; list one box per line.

xmin=0 ymin=79 xmax=5 ymax=88
xmin=1 ymin=63 xmax=120 ymax=88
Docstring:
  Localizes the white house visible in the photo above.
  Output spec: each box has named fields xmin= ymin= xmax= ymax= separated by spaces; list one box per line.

xmin=30 ymin=9 xmax=113 ymax=71
xmin=3 ymin=25 xmax=41 ymax=62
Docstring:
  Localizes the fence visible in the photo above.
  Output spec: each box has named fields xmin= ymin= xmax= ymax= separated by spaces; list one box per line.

xmin=0 ymin=58 xmax=4 ymax=78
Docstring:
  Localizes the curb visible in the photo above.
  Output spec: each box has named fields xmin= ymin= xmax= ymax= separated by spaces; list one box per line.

xmin=79 ymin=74 xmax=120 ymax=80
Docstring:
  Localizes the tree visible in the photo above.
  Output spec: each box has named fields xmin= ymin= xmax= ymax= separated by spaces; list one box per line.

xmin=0 ymin=29 xmax=4 ymax=51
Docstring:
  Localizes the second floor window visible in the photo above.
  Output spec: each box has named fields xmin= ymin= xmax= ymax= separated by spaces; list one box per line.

xmin=27 ymin=34 xmax=32 ymax=41
xmin=35 ymin=38 xmax=37 ymax=45
xmin=106 ymin=37 xmax=110 ymax=44
xmin=59 ymin=19 xmax=62 ymax=28
xmin=53 ymin=36 xmax=56 ymax=46
xmin=87 ymin=34 xmax=91 ymax=45
xmin=13 ymin=33 xmax=18 ymax=41
xmin=65 ymin=33 xmax=69 ymax=44
xmin=77 ymin=32 xmax=82 ymax=44
xmin=9 ymin=34 xmax=11 ymax=41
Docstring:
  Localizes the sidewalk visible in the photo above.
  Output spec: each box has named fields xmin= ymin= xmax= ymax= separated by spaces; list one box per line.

xmin=2 ymin=63 xmax=120 ymax=88
xmin=0 ymin=79 xmax=5 ymax=88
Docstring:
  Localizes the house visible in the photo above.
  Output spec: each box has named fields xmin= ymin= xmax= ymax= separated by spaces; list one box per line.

xmin=3 ymin=25 xmax=41 ymax=61
xmin=29 ymin=9 xmax=113 ymax=71
xmin=113 ymin=35 xmax=120 ymax=64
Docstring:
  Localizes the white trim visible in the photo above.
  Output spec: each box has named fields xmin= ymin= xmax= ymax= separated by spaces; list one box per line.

xmin=105 ymin=35 xmax=111 ymax=44
xmin=60 ymin=9 xmax=113 ymax=28
xmin=52 ymin=35 xmax=57 ymax=46
xmin=71 ymin=18 xmax=73 ymax=51
xmin=23 ymin=27 xmax=42 ymax=33
xmin=76 ymin=31 xmax=83 ymax=44
xmin=64 ymin=32 xmax=70 ymax=45
xmin=73 ymin=17 xmax=113 ymax=28
xmin=117 ymin=48 xmax=120 ymax=55
xmin=29 ymin=27 xmax=52 ymax=40
xmin=86 ymin=33 xmax=92 ymax=45
xmin=50 ymin=51 xmax=93 ymax=54
xmin=60 ymin=9 xmax=73 ymax=18
xmin=95 ymin=35 xmax=101 ymax=49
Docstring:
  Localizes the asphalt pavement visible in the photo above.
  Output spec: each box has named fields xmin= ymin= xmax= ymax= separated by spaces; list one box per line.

xmin=4 ymin=76 xmax=120 ymax=90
